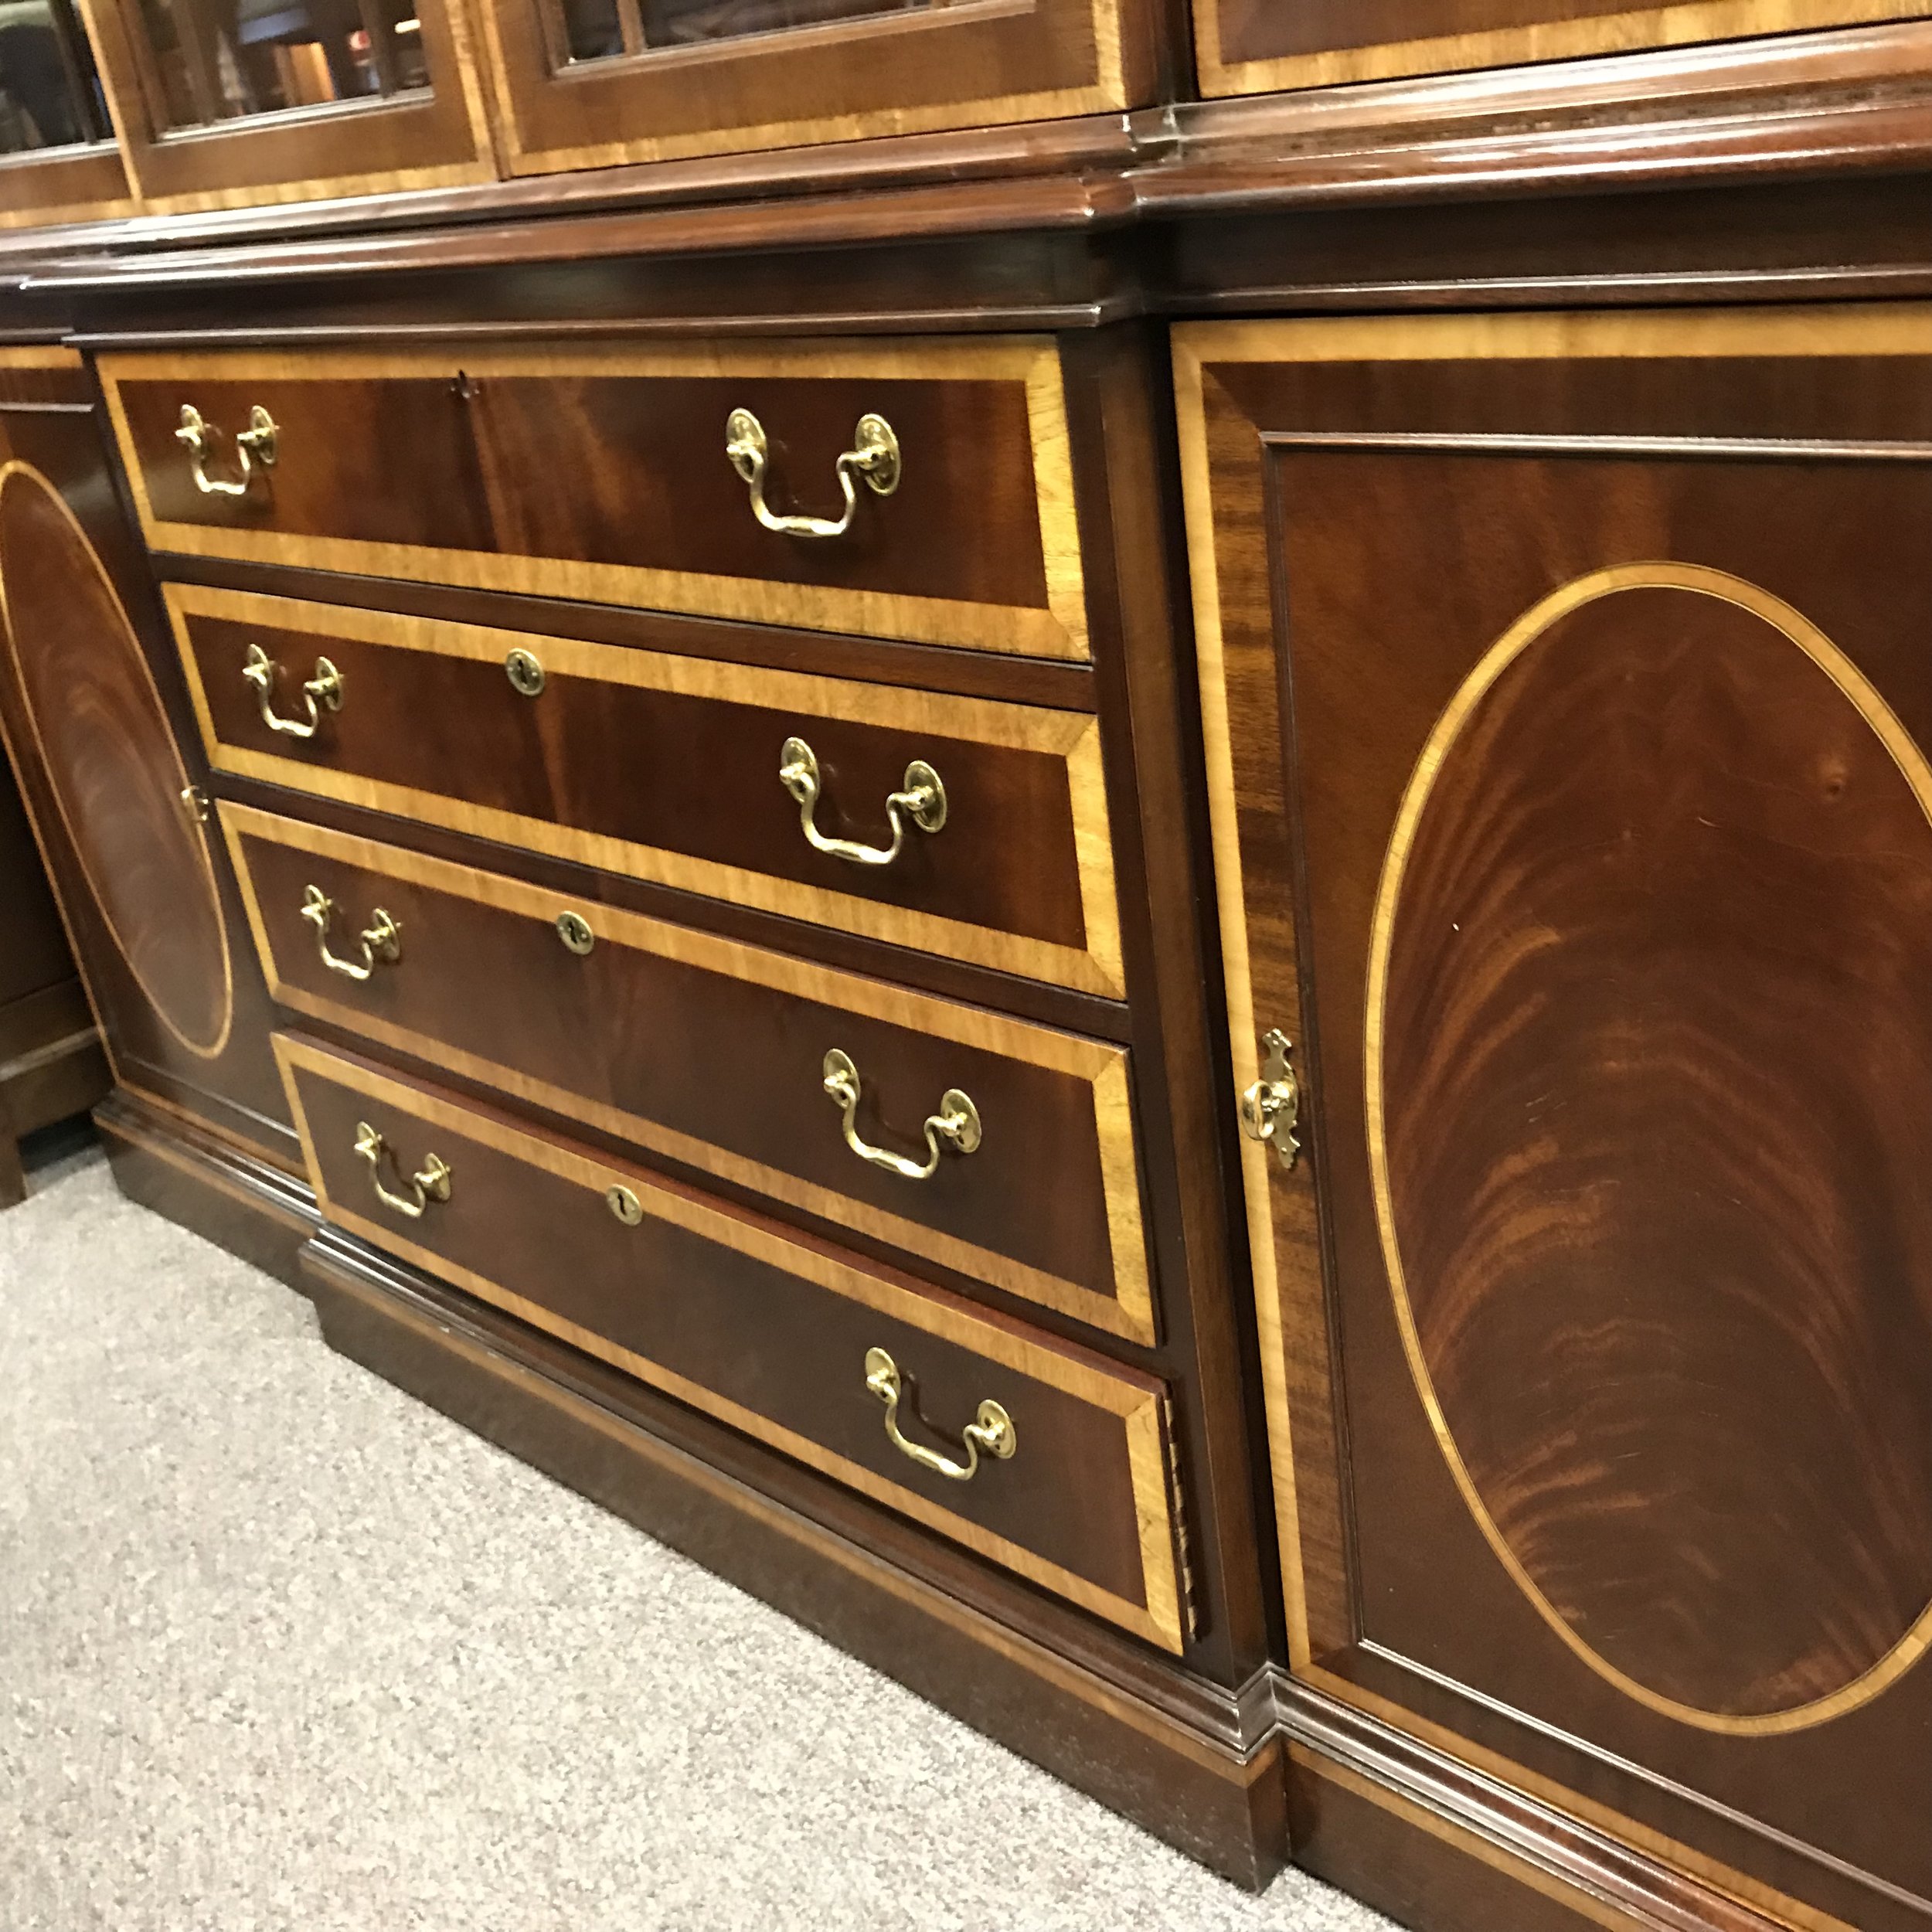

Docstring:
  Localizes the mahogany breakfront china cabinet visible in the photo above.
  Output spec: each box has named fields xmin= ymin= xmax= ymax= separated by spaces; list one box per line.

xmin=5 ymin=1 xmax=1932 ymax=1927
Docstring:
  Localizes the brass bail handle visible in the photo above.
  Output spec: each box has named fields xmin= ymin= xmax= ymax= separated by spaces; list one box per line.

xmin=353 ymin=1121 xmax=451 ymax=1219
xmin=243 ymin=641 xmax=343 ymax=740
xmin=864 ymin=1346 xmax=1015 ymax=1483
xmin=726 ymin=407 xmax=900 ymax=539
xmin=1238 ymin=1027 xmax=1301 ymax=1170
xmin=779 ymin=736 xmax=945 ymax=867
xmin=302 ymin=884 xmax=401 ymax=982
xmin=822 ymin=1048 xmax=979 ymax=1182
xmin=176 ymin=403 xmax=278 ymax=498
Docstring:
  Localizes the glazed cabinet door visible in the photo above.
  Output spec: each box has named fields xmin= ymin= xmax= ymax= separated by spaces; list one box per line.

xmin=0 ymin=349 xmax=292 ymax=1162
xmin=0 ymin=0 xmax=132 ymax=227
xmin=75 ymin=0 xmax=493 ymax=209
xmin=471 ymin=0 xmax=1158 ymax=175
xmin=1194 ymin=0 xmax=1932 ymax=94
xmin=1180 ymin=309 xmax=1932 ymax=1932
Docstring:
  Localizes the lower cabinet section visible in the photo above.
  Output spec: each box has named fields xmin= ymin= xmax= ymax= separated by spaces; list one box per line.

xmin=274 ymin=1031 xmax=1190 ymax=1655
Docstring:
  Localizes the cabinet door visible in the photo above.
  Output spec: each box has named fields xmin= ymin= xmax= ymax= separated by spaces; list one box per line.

xmin=76 ymin=0 xmax=493 ymax=210
xmin=1195 ymin=0 xmax=1932 ymax=95
xmin=472 ymin=0 xmax=1155 ymax=175
xmin=0 ymin=0 xmax=132 ymax=227
xmin=1180 ymin=308 xmax=1932 ymax=1932
xmin=0 ymin=349 xmax=292 ymax=1162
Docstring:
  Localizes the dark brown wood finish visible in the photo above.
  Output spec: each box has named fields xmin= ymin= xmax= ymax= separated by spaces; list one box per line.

xmin=99 ymin=344 xmax=1084 ymax=658
xmin=0 ymin=753 xmax=106 ymax=1204
xmin=278 ymin=1031 xmax=1189 ymax=1651
xmin=1183 ymin=308 xmax=1932 ymax=1931
xmin=223 ymin=804 xmax=1153 ymax=1343
xmin=0 ymin=354 xmax=292 ymax=1162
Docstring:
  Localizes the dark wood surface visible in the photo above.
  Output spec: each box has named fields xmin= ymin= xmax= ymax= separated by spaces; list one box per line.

xmin=283 ymin=1033 xmax=1182 ymax=1645
xmin=228 ymin=811 xmax=1144 ymax=1336
xmin=175 ymin=598 xmax=1105 ymax=978
xmin=0 ymin=370 xmax=294 ymax=1162
xmin=111 ymin=361 xmax=1060 ymax=634
xmin=1191 ymin=315 xmax=1932 ymax=1930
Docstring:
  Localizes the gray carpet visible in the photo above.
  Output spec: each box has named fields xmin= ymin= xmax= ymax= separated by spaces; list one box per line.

xmin=2 ymin=1137 xmax=1396 ymax=1932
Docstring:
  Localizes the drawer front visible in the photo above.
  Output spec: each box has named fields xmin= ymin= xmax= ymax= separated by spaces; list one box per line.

xmin=278 ymin=1033 xmax=1186 ymax=1651
xmin=99 ymin=342 xmax=1086 ymax=659
xmin=224 ymin=803 xmax=1153 ymax=1343
xmin=170 ymin=587 xmax=1121 ymax=997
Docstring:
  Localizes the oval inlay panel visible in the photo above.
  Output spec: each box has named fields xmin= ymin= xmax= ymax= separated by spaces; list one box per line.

xmin=0 ymin=462 xmax=231 ymax=1057
xmin=1368 ymin=563 xmax=1932 ymax=1734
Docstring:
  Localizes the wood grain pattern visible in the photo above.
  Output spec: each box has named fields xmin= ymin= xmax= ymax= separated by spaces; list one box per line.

xmin=1179 ymin=306 xmax=1932 ymax=1932
xmin=275 ymin=1031 xmax=1186 ymax=1651
xmin=219 ymin=800 xmax=1155 ymax=1342
xmin=168 ymin=586 xmax=1124 ymax=997
xmin=99 ymin=342 xmax=1089 ymax=659
xmin=0 ymin=463 xmax=232 ymax=1058
xmin=1195 ymin=0 xmax=1932 ymax=97
xmin=1369 ymin=562 xmax=1932 ymax=1733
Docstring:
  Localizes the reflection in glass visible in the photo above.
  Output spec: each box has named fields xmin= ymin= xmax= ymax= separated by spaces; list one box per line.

xmin=131 ymin=0 xmax=429 ymax=129
xmin=541 ymin=0 xmax=934 ymax=64
xmin=0 ymin=0 xmax=112 ymax=153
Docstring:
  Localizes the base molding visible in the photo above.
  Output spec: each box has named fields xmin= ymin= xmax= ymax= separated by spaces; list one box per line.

xmin=0 ymin=1015 xmax=107 ymax=1207
xmin=95 ymin=1085 xmax=318 ymax=1288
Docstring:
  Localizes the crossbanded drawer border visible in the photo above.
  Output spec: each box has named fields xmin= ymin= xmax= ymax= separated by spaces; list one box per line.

xmin=98 ymin=339 xmax=1088 ymax=661
xmin=223 ymin=800 xmax=1155 ymax=1344
xmin=166 ymin=583 xmax=1125 ymax=998
xmin=274 ymin=1031 xmax=1185 ymax=1652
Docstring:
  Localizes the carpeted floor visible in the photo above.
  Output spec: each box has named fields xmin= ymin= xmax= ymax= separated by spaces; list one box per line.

xmin=1 ymin=1134 xmax=1396 ymax=1932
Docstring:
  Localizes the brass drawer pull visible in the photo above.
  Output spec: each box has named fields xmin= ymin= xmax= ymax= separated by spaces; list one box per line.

xmin=243 ymin=641 xmax=342 ymax=739
xmin=864 ymin=1346 xmax=1015 ymax=1482
xmin=726 ymin=407 xmax=900 ymax=539
xmin=352 ymin=1121 xmax=451 ymax=1219
xmin=822 ymin=1048 xmax=979 ymax=1182
xmin=780 ymin=736 xmax=945 ymax=867
xmin=176 ymin=403 xmax=277 ymax=498
xmin=1238 ymin=1028 xmax=1301 ymax=1171
xmin=301 ymin=883 xmax=401 ymax=982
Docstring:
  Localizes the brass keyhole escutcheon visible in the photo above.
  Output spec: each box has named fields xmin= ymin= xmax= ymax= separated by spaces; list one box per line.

xmin=607 ymin=1185 xmax=643 ymax=1226
xmin=556 ymin=911 xmax=595 ymax=956
xmin=505 ymin=648 xmax=546 ymax=697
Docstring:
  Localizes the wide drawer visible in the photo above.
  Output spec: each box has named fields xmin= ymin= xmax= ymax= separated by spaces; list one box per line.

xmin=224 ymin=802 xmax=1153 ymax=1343
xmin=170 ymin=587 xmax=1122 ymax=998
xmin=278 ymin=1033 xmax=1188 ymax=1651
xmin=99 ymin=342 xmax=1087 ymax=660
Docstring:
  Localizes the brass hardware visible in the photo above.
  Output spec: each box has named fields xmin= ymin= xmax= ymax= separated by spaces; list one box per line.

xmin=179 ymin=785 xmax=209 ymax=824
xmin=243 ymin=641 xmax=342 ymax=739
xmin=606 ymin=1185 xmax=643 ymax=1226
xmin=556 ymin=911 xmax=595 ymax=956
xmin=302 ymin=884 xmax=401 ymax=982
xmin=1238 ymin=1028 xmax=1301 ymax=1170
xmin=863 ymin=1346 xmax=1015 ymax=1482
xmin=352 ymin=1121 xmax=451 ymax=1219
xmin=505 ymin=648 xmax=546 ymax=697
xmin=726 ymin=407 xmax=900 ymax=539
xmin=779 ymin=736 xmax=945 ymax=868
xmin=175 ymin=403 xmax=277 ymax=498
xmin=821 ymin=1048 xmax=979 ymax=1182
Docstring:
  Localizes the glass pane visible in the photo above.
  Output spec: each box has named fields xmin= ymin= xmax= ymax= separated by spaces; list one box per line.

xmin=0 ymin=0 xmax=114 ymax=154
xmin=130 ymin=0 xmax=430 ymax=130
xmin=545 ymin=0 xmax=935 ymax=63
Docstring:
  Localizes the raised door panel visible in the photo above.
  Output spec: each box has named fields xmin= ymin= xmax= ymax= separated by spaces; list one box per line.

xmin=473 ymin=0 xmax=1154 ymax=175
xmin=0 ymin=351 xmax=291 ymax=1161
xmin=1179 ymin=308 xmax=1932 ymax=1932
xmin=1196 ymin=0 xmax=1932 ymax=94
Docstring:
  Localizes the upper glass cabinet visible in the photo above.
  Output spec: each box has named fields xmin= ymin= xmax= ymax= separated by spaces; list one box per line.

xmin=1192 ymin=0 xmax=1932 ymax=94
xmin=475 ymin=0 xmax=1155 ymax=174
xmin=79 ymin=0 xmax=492 ymax=208
xmin=0 ymin=0 xmax=131 ymax=225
